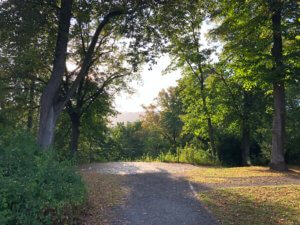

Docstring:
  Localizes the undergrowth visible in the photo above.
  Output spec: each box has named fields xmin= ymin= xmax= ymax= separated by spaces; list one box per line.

xmin=139 ymin=145 xmax=218 ymax=166
xmin=0 ymin=132 xmax=87 ymax=225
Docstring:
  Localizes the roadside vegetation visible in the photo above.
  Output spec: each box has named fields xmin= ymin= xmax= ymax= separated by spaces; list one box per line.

xmin=0 ymin=132 xmax=86 ymax=225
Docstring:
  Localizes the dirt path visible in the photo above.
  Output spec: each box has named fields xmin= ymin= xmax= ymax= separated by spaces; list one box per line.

xmin=80 ymin=162 xmax=219 ymax=225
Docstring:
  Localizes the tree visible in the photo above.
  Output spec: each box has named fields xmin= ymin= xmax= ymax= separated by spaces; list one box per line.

xmin=208 ymin=0 xmax=299 ymax=170
xmin=37 ymin=0 xmax=170 ymax=149
xmin=268 ymin=0 xmax=286 ymax=171
xmin=157 ymin=87 xmax=184 ymax=149
xmin=141 ymin=87 xmax=184 ymax=152
xmin=153 ymin=0 xmax=219 ymax=158
xmin=0 ymin=0 xmax=56 ymax=133
xmin=110 ymin=122 xmax=146 ymax=160
xmin=64 ymin=53 xmax=134 ymax=157
xmin=37 ymin=0 xmax=130 ymax=148
xmin=209 ymin=62 xmax=270 ymax=166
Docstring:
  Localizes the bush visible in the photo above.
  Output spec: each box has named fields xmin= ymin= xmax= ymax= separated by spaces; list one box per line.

xmin=178 ymin=145 xmax=216 ymax=165
xmin=141 ymin=145 xmax=217 ymax=166
xmin=0 ymin=132 xmax=86 ymax=225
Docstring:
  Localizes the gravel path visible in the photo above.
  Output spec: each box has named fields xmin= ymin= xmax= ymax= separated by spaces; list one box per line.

xmin=80 ymin=162 xmax=219 ymax=225
xmin=80 ymin=162 xmax=300 ymax=225
xmin=79 ymin=162 xmax=201 ymax=175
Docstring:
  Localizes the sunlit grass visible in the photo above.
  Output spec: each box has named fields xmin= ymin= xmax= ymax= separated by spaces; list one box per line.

xmin=186 ymin=166 xmax=300 ymax=183
xmin=198 ymin=185 xmax=300 ymax=225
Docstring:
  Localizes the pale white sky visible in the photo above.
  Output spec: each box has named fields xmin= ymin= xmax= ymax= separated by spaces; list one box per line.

xmin=114 ymin=56 xmax=181 ymax=112
xmin=114 ymin=22 xmax=217 ymax=113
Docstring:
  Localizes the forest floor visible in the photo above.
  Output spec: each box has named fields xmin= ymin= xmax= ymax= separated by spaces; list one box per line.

xmin=79 ymin=162 xmax=300 ymax=225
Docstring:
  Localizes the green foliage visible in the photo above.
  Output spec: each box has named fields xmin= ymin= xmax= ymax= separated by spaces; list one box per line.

xmin=0 ymin=132 xmax=86 ymax=225
xmin=141 ymin=87 xmax=185 ymax=153
xmin=111 ymin=122 xmax=146 ymax=160
xmin=177 ymin=145 xmax=217 ymax=166
xmin=140 ymin=145 xmax=217 ymax=166
xmin=105 ymin=121 xmax=170 ymax=161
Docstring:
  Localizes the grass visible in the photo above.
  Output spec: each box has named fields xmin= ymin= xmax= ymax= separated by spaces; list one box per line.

xmin=186 ymin=166 xmax=300 ymax=184
xmin=198 ymin=185 xmax=300 ymax=225
xmin=188 ymin=166 xmax=300 ymax=225
xmin=79 ymin=172 xmax=128 ymax=225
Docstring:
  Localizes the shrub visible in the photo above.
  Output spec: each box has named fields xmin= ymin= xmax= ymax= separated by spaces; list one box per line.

xmin=178 ymin=145 xmax=216 ymax=165
xmin=143 ymin=145 xmax=217 ymax=166
xmin=0 ymin=132 xmax=86 ymax=225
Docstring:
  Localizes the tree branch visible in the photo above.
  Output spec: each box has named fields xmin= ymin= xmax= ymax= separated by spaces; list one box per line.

xmin=56 ymin=9 xmax=125 ymax=113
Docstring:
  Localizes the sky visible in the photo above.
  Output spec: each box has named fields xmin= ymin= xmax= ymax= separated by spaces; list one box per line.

xmin=114 ymin=56 xmax=181 ymax=112
xmin=113 ymin=22 xmax=217 ymax=113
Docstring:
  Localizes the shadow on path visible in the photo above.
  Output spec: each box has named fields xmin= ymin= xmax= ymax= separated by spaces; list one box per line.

xmin=80 ymin=162 xmax=300 ymax=225
xmin=108 ymin=170 xmax=219 ymax=225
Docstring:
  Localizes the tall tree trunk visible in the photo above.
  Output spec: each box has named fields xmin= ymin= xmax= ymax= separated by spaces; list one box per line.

xmin=241 ymin=91 xmax=251 ymax=166
xmin=269 ymin=0 xmax=287 ymax=171
xmin=270 ymin=81 xmax=287 ymax=170
xmin=207 ymin=116 xmax=217 ymax=159
xmin=197 ymin=71 xmax=218 ymax=159
xmin=38 ymin=106 xmax=58 ymax=147
xmin=201 ymin=92 xmax=217 ymax=159
xmin=70 ymin=113 xmax=80 ymax=157
xmin=89 ymin=142 xmax=93 ymax=163
xmin=241 ymin=121 xmax=251 ymax=166
xmin=38 ymin=0 xmax=72 ymax=149
xmin=38 ymin=4 xmax=121 ymax=149
xmin=27 ymin=78 xmax=35 ymax=131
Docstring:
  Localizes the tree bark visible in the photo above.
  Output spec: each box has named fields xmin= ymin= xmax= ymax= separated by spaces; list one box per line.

xmin=270 ymin=81 xmax=287 ymax=170
xmin=27 ymin=78 xmax=35 ymax=131
xmin=200 ymin=81 xmax=217 ymax=159
xmin=70 ymin=113 xmax=80 ymax=157
xmin=241 ymin=91 xmax=251 ymax=166
xmin=38 ymin=105 xmax=58 ymax=148
xmin=241 ymin=121 xmax=251 ymax=166
xmin=38 ymin=0 xmax=72 ymax=149
xmin=269 ymin=0 xmax=287 ymax=171
xmin=207 ymin=116 xmax=217 ymax=159
xmin=38 ymin=5 xmax=122 ymax=149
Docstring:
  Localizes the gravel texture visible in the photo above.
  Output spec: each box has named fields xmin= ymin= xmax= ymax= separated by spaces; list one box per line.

xmin=109 ymin=173 xmax=219 ymax=225
xmin=79 ymin=162 xmax=201 ymax=175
